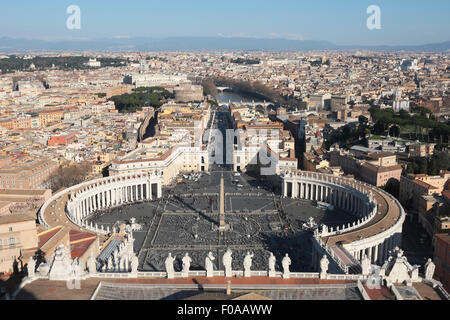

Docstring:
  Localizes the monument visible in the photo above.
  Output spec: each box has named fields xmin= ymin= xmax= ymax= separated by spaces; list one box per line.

xmin=218 ymin=172 xmax=227 ymax=231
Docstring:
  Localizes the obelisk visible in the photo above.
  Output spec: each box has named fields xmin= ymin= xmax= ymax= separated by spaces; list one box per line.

xmin=219 ymin=172 xmax=225 ymax=230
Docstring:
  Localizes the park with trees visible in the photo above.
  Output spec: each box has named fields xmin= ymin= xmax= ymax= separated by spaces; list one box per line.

xmin=108 ymin=87 xmax=173 ymax=113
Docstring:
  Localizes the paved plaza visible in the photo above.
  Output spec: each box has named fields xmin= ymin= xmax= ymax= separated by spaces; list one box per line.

xmin=89 ymin=170 xmax=356 ymax=272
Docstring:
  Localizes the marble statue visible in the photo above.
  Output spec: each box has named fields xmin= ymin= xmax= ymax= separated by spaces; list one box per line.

xmin=282 ymin=254 xmax=291 ymax=279
xmin=71 ymin=258 xmax=82 ymax=278
xmin=361 ymin=254 xmax=371 ymax=276
xmin=320 ymin=255 xmax=329 ymax=278
xmin=86 ymin=253 xmax=97 ymax=274
xmin=182 ymin=253 xmax=192 ymax=277
xmin=48 ymin=245 xmax=73 ymax=281
xmin=243 ymin=252 xmax=254 ymax=277
xmin=223 ymin=249 xmax=233 ymax=278
xmin=383 ymin=247 xmax=415 ymax=285
xmin=205 ymin=252 xmax=215 ymax=277
xmin=411 ymin=265 xmax=420 ymax=281
xmin=130 ymin=255 xmax=139 ymax=274
xmin=37 ymin=262 xmax=50 ymax=277
xmin=63 ymin=246 xmax=72 ymax=267
xmin=424 ymin=259 xmax=435 ymax=281
xmin=124 ymin=254 xmax=129 ymax=272
xmin=120 ymin=257 xmax=125 ymax=272
xmin=107 ymin=256 xmax=113 ymax=271
xmin=268 ymin=252 xmax=276 ymax=277
xmin=113 ymin=249 xmax=119 ymax=264
xmin=165 ymin=253 xmax=176 ymax=279
xmin=27 ymin=257 xmax=36 ymax=278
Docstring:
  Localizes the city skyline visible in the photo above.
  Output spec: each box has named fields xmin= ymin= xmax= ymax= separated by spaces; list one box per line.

xmin=1 ymin=0 xmax=449 ymax=46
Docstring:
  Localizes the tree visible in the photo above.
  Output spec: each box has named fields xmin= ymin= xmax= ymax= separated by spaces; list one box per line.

xmin=201 ymin=79 xmax=218 ymax=97
xmin=44 ymin=162 xmax=93 ymax=192
xmin=109 ymin=87 xmax=172 ymax=113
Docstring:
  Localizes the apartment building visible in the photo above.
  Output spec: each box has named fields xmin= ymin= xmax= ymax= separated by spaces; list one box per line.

xmin=109 ymin=102 xmax=211 ymax=185
xmin=0 ymin=213 xmax=38 ymax=274
xmin=399 ymin=171 xmax=450 ymax=205
xmin=231 ymin=110 xmax=297 ymax=175
xmin=47 ymin=133 xmax=77 ymax=146
xmin=434 ymin=233 xmax=450 ymax=292
xmin=38 ymin=108 xmax=64 ymax=127
xmin=0 ymin=158 xmax=58 ymax=189
xmin=330 ymin=146 xmax=402 ymax=187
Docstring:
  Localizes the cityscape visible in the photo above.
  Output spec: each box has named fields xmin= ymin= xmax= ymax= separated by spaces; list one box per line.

xmin=0 ymin=0 xmax=449 ymax=306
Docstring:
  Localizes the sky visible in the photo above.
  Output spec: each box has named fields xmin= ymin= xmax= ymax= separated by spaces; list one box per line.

xmin=0 ymin=0 xmax=449 ymax=46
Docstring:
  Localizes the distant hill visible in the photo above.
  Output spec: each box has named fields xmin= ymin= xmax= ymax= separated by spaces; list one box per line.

xmin=0 ymin=36 xmax=449 ymax=52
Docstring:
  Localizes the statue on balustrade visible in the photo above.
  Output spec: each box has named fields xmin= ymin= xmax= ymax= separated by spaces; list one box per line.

xmin=27 ymin=257 xmax=36 ymax=278
xmin=320 ymin=255 xmax=329 ymax=277
xmin=107 ymin=256 xmax=113 ymax=271
xmin=361 ymin=254 xmax=371 ymax=276
xmin=223 ymin=249 xmax=233 ymax=278
xmin=127 ymin=255 xmax=136 ymax=274
xmin=282 ymin=254 xmax=291 ymax=279
xmin=243 ymin=252 xmax=254 ymax=277
xmin=268 ymin=252 xmax=276 ymax=276
xmin=87 ymin=252 xmax=97 ymax=274
xmin=182 ymin=253 xmax=192 ymax=276
xmin=165 ymin=253 xmax=176 ymax=279
xmin=424 ymin=259 xmax=435 ymax=281
xmin=205 ymin=252 xmax=215 ymax=277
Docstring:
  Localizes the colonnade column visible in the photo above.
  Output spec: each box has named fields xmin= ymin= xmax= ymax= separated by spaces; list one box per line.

xmin=292 ymin=182 xmax=297 ymax=198
xmin=373 ymin=244 xmax=379 ymax=264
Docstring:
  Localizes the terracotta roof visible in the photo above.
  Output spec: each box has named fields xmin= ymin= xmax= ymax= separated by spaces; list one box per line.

xmin=37 ymin=226 xmax=63 ymax=248
xmin=412 ymin=179 xmax=438 ymax=190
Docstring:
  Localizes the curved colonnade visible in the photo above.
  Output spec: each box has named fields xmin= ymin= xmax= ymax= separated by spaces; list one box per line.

xmin=282 ymin=170 xmax=406 ymax=266
xmin=39 ymin=172 xmax=164 ymax=235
